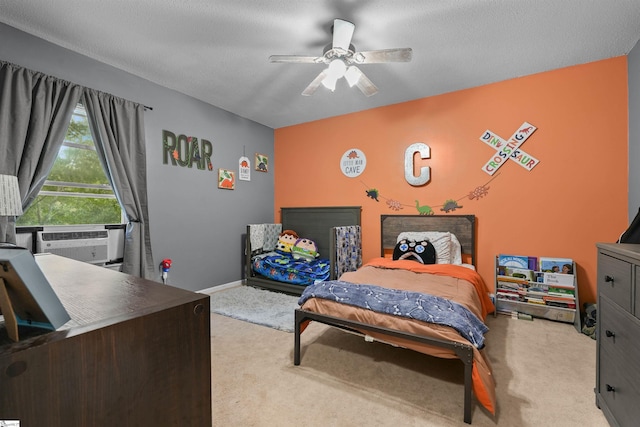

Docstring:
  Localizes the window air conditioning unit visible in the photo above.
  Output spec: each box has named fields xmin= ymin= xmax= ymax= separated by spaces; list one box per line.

xmin=36 ymin=230 xmax=109 ymax=265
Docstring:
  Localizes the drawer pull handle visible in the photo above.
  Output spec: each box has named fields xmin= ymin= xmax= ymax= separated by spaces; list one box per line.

xmin=604 ymin=275 xmax=614 ymax=283
xmin=606 ymin=384 xmax=615 ymax=392
xmin=605 ymin=330 xmax=615 ymax=338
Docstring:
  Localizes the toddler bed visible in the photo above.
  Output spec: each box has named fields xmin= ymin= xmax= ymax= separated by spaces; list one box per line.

xmin=294 ymin=214 xmax=495 ymax=424
xmin=245 ymin=206 xmax=362 ymax=295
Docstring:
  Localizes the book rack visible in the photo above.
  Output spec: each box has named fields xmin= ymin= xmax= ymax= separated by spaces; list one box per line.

xmin=494 ymin=255 xmax=581 ymax=333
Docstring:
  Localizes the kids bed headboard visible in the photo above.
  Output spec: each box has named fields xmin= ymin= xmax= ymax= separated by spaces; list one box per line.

xmin=380 ymin=214 xmax=476 ymax=266
xmin=280 ymin=206 xmax=361 ymax=259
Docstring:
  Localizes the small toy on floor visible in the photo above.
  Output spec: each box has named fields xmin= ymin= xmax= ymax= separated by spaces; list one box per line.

xmin=582 ymin=303 xmax=597 ymax=339
xmin=511 ymin=311 xmax=533 ymax=321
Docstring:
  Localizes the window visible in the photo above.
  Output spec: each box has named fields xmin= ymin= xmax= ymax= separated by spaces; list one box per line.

xmin=16 ymin=103 xmax=123 ymax=226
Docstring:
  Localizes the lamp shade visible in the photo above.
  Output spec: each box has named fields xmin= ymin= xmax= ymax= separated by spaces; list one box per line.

xmin=0 ymin=174 xmax=23 ymax=216
xmin=321 ymin=59 xmax=347 ymax=92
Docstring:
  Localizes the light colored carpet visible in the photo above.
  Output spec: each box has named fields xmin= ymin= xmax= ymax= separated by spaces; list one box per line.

xmin=211 ymin=311 xmax=609 ymax=426
xmin=209 ymin=285 xmax=300 ymax=332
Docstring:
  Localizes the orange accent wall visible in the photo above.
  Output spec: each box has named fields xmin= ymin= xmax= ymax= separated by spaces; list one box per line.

xmin=274 ymin=56 xmax=629 ymax=306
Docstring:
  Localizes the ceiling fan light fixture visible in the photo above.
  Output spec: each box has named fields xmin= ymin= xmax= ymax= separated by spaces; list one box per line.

xmin=327 ymin=59 xmax=347 ymax=79
xmin=270 ymin=18 xmax=411 ymax=96
xmin=344 ymin=66 xmax=360 ymax=87
xmin=321 ymin=72 xmax=339 ymax=91
xmin=321 ymin=59 xmax=347 ymax=91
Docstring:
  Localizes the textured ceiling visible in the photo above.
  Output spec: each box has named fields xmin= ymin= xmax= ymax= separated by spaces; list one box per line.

xmin=1 ymin=0 xmax=639 ymax=129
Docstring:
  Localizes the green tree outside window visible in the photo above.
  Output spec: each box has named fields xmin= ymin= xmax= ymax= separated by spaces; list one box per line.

xmin=17 ymin=104 xmax=123 ymax=226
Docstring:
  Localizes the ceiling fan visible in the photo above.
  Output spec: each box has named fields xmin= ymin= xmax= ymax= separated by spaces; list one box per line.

xmin=269 ymin=19 xmax=412 ymax=97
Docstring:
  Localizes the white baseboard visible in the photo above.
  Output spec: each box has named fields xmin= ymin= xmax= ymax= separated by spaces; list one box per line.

xmin=198 ymin=280 xmax=243 ymax=294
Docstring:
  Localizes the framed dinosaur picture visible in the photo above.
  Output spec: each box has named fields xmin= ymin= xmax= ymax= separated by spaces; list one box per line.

xmin=218 ymin=168 xmax=235 ymax=190
xmin=255 ymin=153 xmax=268 ymax=172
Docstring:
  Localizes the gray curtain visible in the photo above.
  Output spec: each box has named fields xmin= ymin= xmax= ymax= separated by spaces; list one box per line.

xmin=82 ymin=89 xmax=155 ymax=279
xmin=0 ymin=60 xmax=82 ymax=243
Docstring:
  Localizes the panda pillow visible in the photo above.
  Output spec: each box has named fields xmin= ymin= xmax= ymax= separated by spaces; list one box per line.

xmin=392 ymin=238 xmax=436 ymax=264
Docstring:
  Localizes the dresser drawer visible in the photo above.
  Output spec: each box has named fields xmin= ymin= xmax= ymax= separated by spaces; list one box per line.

xmin=598 ymin=344 xmax=640 ymax=427
xmin=599 ymin=296 xmax=640 ymax=375
xmin=598 ymin=252 xmax=633 ymax=312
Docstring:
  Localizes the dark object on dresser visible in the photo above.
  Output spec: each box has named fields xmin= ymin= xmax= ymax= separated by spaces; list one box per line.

xmin=617 ymin=207 xmax=640 ymax=243
xmin=595 ymin=243 xmax=640 ymax=427
xmin=245 ymin=206 xmax=361 ymax=295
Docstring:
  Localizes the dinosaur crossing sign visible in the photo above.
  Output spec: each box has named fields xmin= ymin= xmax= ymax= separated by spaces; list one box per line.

xmin=480 ymin=122 xmax=539 ymax=175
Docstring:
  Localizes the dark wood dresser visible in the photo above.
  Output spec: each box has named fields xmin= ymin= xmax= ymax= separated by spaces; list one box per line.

xmin=596 ymin=243 xmax=640 ymax=427
xmin=0 ymin=254 xmax=211 ymax=426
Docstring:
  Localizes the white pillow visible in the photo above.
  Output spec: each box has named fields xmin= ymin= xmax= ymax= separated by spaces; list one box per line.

xmin=397 ymin=231 xmax=452 ymax=264
xmin=449 ymin=233 xmax=463 ymax=265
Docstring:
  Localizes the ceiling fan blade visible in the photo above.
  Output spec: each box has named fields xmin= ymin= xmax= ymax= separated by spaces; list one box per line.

xmin=355 ymin=48 xmax=413 ymax=63
xmin=269 ymin=55 xmax=320 ymax=64
xmin=354 ymin=69 xmax=378 ymax=97
xmin=302 ymin=70 xmax=329 ymax=96
xmin=332 ymin=19 xmax=355 ymax=51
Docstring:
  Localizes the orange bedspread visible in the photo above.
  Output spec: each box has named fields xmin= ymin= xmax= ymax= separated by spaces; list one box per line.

xmin=299 ymin=257 xmax=497 ymax=414
xmin=363 ymin=258 xmax=495 ymax=319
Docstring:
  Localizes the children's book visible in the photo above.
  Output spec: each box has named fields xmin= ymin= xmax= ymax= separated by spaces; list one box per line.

xmin=543 ymin=272 xmax=575 ymax=287
xmin=539 ymin=257 xmax=574 ymax=274
xmin=498 ymin=254 xmax=529 ymax=269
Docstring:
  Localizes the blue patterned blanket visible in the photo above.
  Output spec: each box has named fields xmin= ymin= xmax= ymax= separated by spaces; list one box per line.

xmin=298 ymin=280 xmax=489 ymax=348
xmin=252 ymin=252 xmax=330 ymax=285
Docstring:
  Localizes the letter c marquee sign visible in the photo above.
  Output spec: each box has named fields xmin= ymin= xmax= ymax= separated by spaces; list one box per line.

xmin=404 ymin=143 xmax=431 ymax=186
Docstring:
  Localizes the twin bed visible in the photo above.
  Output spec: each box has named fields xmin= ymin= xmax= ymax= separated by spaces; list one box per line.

xmin=294 ymin=214 xmax=495 ymax=424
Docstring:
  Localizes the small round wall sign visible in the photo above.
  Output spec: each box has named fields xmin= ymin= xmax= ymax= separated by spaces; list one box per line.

xmin=340 ymin=148 xmax=367 ymax=178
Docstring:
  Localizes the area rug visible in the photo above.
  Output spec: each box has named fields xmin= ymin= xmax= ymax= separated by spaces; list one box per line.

xmin=209 ymin=285 xmax=301 ymax=332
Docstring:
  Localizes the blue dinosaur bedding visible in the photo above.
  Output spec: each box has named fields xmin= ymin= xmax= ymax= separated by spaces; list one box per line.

xmin=299 ymin=280 xmax=489 ymax=348
xmin=252 ymin=252 xmax=331 ymax=286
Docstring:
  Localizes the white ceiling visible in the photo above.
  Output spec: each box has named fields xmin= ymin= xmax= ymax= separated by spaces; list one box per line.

xmin=1 ymin=0 xmax=639 ymax=129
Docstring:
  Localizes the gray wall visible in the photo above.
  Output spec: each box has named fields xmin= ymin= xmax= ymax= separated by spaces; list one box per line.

xmin=630 ymin=39 xmax=640 ymax=221
xmin=0 ymin=23 xmax=275 ymax=291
